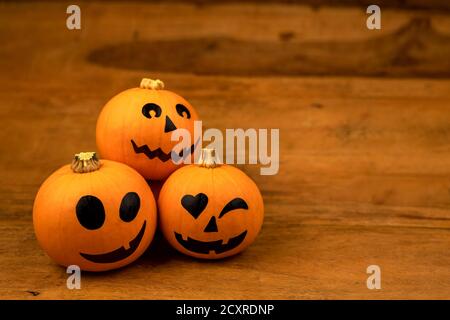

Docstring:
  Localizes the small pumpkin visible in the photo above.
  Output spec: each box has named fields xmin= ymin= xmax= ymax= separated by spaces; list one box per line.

xmin=158 ymin=149 xmax=264 ymax=259
xmin=33 ymin=152 xmax=157 ymax=271
xmin=96 ymin=78 xmax=200 ymax=181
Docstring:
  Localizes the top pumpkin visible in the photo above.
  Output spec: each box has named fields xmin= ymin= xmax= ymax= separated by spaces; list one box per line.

xmin=96 ymin=78 xmax=200 ymax=180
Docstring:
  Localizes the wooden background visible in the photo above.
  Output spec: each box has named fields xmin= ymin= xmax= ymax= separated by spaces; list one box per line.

xmin=1 ymin=1 xmax=450 ymax=299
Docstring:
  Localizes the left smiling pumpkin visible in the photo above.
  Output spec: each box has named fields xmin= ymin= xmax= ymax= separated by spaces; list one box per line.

xmin=33 ymin=152 xmax=157 ymax=272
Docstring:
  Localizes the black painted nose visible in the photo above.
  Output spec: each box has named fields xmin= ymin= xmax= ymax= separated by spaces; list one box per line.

xmin=203 ymin=216 xmax=218 ymax=233
xmin=164 ymin=116 xmax=177 ymax=133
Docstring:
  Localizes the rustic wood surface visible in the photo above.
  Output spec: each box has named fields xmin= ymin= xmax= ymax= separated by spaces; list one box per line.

xmin=1 ymin=1 xmax=450 ymax=299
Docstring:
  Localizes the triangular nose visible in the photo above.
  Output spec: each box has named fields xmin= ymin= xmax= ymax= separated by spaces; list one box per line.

xmin=203 ymin=216 xmax=218 ymax=233
xmin=164 ymin=116 xmax=177 ymax=133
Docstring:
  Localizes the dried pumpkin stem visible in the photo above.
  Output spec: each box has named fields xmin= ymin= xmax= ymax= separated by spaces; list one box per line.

xmin=71 ymin=152 xmax=101 ymax=173
xmin=140 ymin=78 xmax=165 ymax=90
xmin=198 ymin=148 xmax=218 ymax=168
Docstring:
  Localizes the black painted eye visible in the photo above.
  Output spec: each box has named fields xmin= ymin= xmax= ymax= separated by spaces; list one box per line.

xmin=176 ymin=104 xmax=191 ymax=119
xmin=142 ymin=103 xmax=162 ymax=118
xmin=76 ymin=195 xmax=106 ymax=230
xmin=120 ymin=192 xmax=140 ymax=222
xmin=181 ymin=193 xmax=208 ymax=219
xmin=219 ymin=198 xmax=248 ymax=218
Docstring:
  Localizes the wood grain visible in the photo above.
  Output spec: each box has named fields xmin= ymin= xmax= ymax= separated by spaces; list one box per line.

xmin=88 ymin=17 xmax=450 ymax=77
xmin=0 ymin=1 xmax=450 ymax=299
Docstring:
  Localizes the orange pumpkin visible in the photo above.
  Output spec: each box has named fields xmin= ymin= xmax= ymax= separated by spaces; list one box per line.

xmin=96 ymin=78 xmax=200 ymax=181
xmin=158 ymin=149 xmax=264 ymax=259
xmin=33 ymin=152 xmax=157 ymax=271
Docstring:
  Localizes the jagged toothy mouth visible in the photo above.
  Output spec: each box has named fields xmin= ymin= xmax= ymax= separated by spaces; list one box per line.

xmin=174 ymin=230 xmax=247 ymax=254
xmin=131 ymin=138 xmax=200 ymax=162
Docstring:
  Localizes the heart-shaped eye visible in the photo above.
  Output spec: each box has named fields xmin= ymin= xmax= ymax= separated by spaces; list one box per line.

xmin=181 ymin=193 xmax=208 ymax=219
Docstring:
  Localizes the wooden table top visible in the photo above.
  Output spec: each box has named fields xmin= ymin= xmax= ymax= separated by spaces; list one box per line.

xmin=0 ymin=1 xmax=449 ymax=299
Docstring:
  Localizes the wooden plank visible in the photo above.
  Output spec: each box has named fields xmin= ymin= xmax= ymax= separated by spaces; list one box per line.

xmin=18 ymin=0 xmax=450 ymax=11
xmin=0 ymin=1 xmax=449 ymax=299
xmin=88 ymin=17 xmax=450 ymax=78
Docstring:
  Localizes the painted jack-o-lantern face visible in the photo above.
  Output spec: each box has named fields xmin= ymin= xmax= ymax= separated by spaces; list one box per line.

xmin=33 ymin=153 xmax=157 ymax=271
xmin=158 ymin=149 xmax=264 ymax=259
xmin=96 ymin=78 xmax=200 ymax=181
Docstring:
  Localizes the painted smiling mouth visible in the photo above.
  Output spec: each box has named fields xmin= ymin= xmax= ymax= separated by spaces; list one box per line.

xmin=131 ymin=138 xmax=200 ymax=162
xmin=174 ymin=230 xmax=247 ymax=254
xmin=80 ymin=221 xmax=146 ymax=264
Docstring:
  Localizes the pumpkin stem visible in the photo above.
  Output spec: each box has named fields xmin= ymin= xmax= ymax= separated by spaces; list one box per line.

xmin=71 ymin=152 xmax=101 ymax=173
xmin=198 ymin=148 xmax=218 ymax=168
xmin=140 ymin=78 xmax=165 ymax=90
